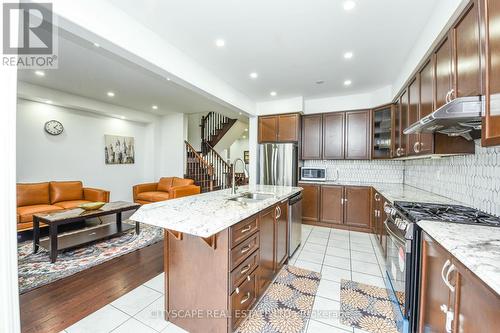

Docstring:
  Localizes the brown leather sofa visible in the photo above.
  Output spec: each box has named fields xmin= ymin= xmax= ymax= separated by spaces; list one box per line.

xmin=17 ymin=181 xmax=110 ymax=231
xmin=133 ymin=177 xmax=200 ymax=204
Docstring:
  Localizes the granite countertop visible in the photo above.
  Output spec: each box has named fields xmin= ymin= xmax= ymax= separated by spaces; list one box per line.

xmin=418 ymin=220 xmax=500 ymax=295
xmin=130 ymin=185 xmax=302 ymax=238
xmin=298 ymin=180 xmax=460 ymax=205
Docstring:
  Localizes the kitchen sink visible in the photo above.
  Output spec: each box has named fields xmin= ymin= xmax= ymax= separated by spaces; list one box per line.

xmin=227 ymin=192 xmax=275 ymax=203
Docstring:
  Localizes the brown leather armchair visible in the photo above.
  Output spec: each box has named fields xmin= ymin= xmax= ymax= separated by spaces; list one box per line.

xmin=16 ymin=181 xmax=110 ymax=231
xmin=133 ymin=177 xmax=200 ymax=204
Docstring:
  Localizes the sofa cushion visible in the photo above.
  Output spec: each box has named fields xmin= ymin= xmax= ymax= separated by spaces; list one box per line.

xmin=172 ymin=177 xmax=194 ymax=187
xmin=157 ymin=177 xmax=173 ymax=192
xmin=50 ymin=181 xmax=84 ymax=204
xmin=17 ymin=204 xmax=64 ymax=223
xmin=53 ymin=200 xmax=92 ymax=209
xmin=136 ymin=191 xmax=170 ymax=202
xmin=17 ymin=182 xmax=50 ymax=207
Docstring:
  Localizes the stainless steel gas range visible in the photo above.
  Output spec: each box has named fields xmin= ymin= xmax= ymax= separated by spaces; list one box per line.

xmin=382 ymin=201 xmax=500 ymax=333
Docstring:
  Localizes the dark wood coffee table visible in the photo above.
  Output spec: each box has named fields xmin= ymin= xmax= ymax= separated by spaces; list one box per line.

xmin=33 ymin=201 xmax=141 ymax=263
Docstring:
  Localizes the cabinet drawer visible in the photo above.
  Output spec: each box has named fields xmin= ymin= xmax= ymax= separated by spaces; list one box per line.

xmin=231 ymin=270 xmax=258 ymax=330
xmin=230 ymin=232 xmax=259 ymax=270
xmin=230 ymin=215 xmax=259 ymax=248
xmin=230 ymin=249 xmax=259 ymax=294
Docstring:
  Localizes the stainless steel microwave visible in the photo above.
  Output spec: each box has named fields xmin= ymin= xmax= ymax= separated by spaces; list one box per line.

xmin=300 ymin=167 xmax=326 ymax=181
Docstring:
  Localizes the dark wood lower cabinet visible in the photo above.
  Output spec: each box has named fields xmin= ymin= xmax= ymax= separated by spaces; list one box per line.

xmin=259 ymin=207 xmax=275 ymax=294
xmin=275 ymin=201 xmax=288 ymax=271
xmin=301 ymin=183 xmax=371 ymax=232
xmin=418 ymin=231 xmax=500 ymax=333
xmin=320 ymin=185 xmax=343 ymax=224
xmin=300 ymin=183 xmax=320 ymax=222
xmin=344 ymin=186 xmax=371 ymax=229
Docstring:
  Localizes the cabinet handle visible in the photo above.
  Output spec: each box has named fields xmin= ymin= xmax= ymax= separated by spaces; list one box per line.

xmin=241 ymin=225 xmax=252 ymax=234
xmin=341 ymin=198 xmax=344 ymax=205
xmin=445 ymin=90 xmax=451 ymax=103
xmin=440 ymin=304 xmax=454 ymax=333
xmin=444 ymin=264 xmax=456 ymax=293
xmin=441 ymin=260 xmax=452 ymax=288
xmin=240 ymin=292 xmax=251 ymax=304
xmin=275 ymin=206 xmax=281 ymax=219
xmin=374 ymin=193 xmax=380 ymax=201
xmin=240 ymin=264 xmax=251 ymax=275
xmin=241 ymin=245 xmax=252 ymax=254
xmin=413 ymin=142 xmax=421 ymax=153
xmin=449 ymin=89 xmax=455 ymax=101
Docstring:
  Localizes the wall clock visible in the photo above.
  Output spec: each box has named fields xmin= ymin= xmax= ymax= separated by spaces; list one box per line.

xmin=44 ymin=120 xmax=64 ymax=136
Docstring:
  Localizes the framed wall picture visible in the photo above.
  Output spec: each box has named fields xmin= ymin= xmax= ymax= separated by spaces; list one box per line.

xmin=243 ymin=150 xmax=249 ymax=164
xmin=104 ymin=135 xmax=135 ymax=164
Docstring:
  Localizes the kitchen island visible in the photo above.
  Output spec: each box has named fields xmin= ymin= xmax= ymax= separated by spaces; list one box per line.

xmin=131 ymin=185 xmax=302 ymax=333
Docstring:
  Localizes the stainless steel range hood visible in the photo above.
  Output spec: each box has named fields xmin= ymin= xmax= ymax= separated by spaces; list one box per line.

xmin=404 ymin=96 xmax=483 ymax=140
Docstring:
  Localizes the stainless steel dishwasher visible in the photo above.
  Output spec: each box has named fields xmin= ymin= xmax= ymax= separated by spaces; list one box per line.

xmin=288 ymin=192 xmax=302 ymax=257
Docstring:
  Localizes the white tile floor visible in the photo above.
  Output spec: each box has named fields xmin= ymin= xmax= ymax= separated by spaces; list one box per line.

xmin=62 ymin=225 xmax=387 ymax=333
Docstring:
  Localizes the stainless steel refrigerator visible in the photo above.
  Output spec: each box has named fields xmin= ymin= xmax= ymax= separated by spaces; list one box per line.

xmin=259 ymin=143 xmax=301 ymax=256
xmin=258 ymin=143 xmax=298 ymax=186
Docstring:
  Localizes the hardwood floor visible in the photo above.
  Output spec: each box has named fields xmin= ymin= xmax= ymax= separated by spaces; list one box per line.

xmin=19 ymin=241 xmax=163 ymax=333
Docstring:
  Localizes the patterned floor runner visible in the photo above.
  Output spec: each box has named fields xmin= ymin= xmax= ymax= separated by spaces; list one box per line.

xmin=236 ymin=265 xmax=321 ymax=333
xmin=339 ymin=279 xmax=403 ymax=333
xmin=18 ymin=223 xmax=163 ymax=294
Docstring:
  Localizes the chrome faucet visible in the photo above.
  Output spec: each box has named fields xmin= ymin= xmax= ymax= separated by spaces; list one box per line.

xmin=232 ymin=158 xmax=249 ymax=194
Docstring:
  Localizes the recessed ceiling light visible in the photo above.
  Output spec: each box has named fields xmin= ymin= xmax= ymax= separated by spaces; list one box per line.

xmin=239 ymin=112 xmax=243 ymax=115
xmin=270 ymin=91 xmax=277 ymax=97
xmin=152 ymin=105 xmax=158 ymax=110
xmin=166 ymin=77 xmax=171 ymax=81
xmin=93 ymin=42 xmax=100 ymax=47
xmin=344 ymin=80 xmax=352 ymax=86
xmin=120 ymin=116 xmax=126 ymax=120
xmin=242 ymin=135 xmax=246 ymax=139
xmin=107 ymin=91 xmax=115 ymax=97
xmin=249 ymin=72 xmax=258 ymax=79
xmin=244 ymin=128 xmax=248 ymax=132
xmin=316 ymin=80 xmax=325 ymax=85
xmin=45 ymin=100 xmax=53 ymax=104
xmin=35 ymin=70 xmax=45 ymax=77
xmin=343 ymin=1 xmax=356 ymax=11
xmin=215 ymin=39 xmax=225 ymax=47
xmin=344 ymin=52 xmax=353 ymax=59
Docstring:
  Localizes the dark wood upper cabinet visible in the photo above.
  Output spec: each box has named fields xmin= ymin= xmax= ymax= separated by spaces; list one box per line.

xmin=258 ymin=116 xmax=278 ymax=143
xmin=343 ymin=186 xmax=371 ymax=228
xmin=345 ymin=110 xmax=371 ymax=160
xmin=301 ymin=114 xmax=323 ymax=159
xmin=300 ymin=183 xmax=320 ymax=222
xmin=258 ymin=113 xmax=300 ymax=143
xmin=481 ymin=0 xmax=500 ymax=146
xmin=434 ymin=36 xmax=453 ymax=109
xmin=320 ymin=185 xmax=343 ymax=224
xmin=323 ymin=112 xmax=345 ymax=159
xmin=277 ymin=114 xmax=300 ymax=142
xmin=275 ymin=202 xmax=288 ymax=271
xmin=453 ymin=0 xmax=481 ymax=99
xmin=419 ymin=59 xmax=435 ymax=155
xmin=397 ymin=90 xmax=409 ymax=157
xmin=372 ymin=105 xmax=394 ymax=159
xmin=408 ymin=78 xmax=420 ymax=156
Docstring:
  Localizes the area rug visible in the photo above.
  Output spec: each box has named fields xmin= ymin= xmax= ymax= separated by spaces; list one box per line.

xmin=339 ymin=279 xmax=403 ymax=333
xmin=236 ymin=265 xmax=321 ymax=333
xmin=18 ymin=223 xmax=163 ymax=294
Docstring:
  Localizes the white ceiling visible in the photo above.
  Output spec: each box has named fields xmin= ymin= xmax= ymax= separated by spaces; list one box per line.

xmin=107 ymin=0 xmax=439 ymax=101
xmin=17 ymin=31 xmax=241 ymax=118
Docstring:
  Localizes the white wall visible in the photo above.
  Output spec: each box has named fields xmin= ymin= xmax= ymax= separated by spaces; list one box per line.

xmin=155 ymin=113 xmax=188 ymax=179
xmin=187 ymin=113 xmax=204 ymax=151
xmin=16 ymin=99 xmax=158 ymax=201
xmin=229 ymin=138 xmax=249 ymax=172
xmin=304 ymin=86 xmax=393 ymax=113
xmin=256 ymin=96 xmax=304 ymax=115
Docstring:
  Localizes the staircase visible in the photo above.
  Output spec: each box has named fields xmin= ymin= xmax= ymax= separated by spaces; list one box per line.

xmin=185 ymin=112 xmax=248 ymax=193
xmin=200 ymin=112 xmax=237 ymax=154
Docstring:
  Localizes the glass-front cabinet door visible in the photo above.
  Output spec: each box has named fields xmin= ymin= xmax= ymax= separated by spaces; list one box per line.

xmin=372 ymin=105 xmax=394 ymax=159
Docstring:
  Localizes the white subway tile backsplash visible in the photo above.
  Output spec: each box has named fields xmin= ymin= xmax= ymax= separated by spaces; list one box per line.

xmin=303 ymin=160 xmax=404 ymax=183
xmin=303 ymin=140 xmax=500 ymax=217
xmin=404 ymin=140 xmax=500 ymax=217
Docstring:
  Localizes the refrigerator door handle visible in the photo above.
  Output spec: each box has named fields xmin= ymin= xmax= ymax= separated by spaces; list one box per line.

xmin=273 ymin=145 xmax=278 ymax=185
